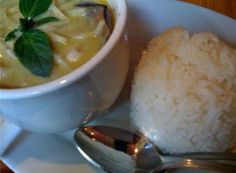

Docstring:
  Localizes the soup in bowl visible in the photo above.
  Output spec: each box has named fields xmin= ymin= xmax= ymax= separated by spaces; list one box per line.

xmin=0 ymin=0 xmax=129 ymax=133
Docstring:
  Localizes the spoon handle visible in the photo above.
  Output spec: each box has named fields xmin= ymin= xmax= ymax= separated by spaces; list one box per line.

xmin=173 ymin=153 xmax=236 ymax=161
xmin=155 ymin=154 xmax=236 ymax=173
xmin=153 ymin=161 xmax=236 ymax=173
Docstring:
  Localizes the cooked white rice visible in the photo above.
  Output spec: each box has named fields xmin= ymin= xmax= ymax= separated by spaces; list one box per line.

xmin=131 ymin=27 xmax=236 ymax=154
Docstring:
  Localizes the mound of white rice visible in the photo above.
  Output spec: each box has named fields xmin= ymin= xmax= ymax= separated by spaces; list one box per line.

xmin=131 ymin=27 xmax=236 ymax=154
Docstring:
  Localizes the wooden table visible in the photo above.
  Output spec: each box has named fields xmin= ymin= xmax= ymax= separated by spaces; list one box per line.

xmin=183 ymin=0 xmax=236 ymax=19
xmin=0 ymin=1 xmax=235 ymax=173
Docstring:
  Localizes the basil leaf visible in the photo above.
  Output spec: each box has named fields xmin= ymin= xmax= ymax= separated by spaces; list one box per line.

xmin=19 ymin=0 xmax=52 ymax=19
xmin=34 ymin=17 xmax=59 ymax=27
xmin=14 ymin=30 xmax=53 ymax=76
xmin=5 ymin=29 xmax=19 ymax=42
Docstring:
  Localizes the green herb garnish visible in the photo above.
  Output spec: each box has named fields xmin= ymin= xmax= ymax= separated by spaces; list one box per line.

xmin=5 ymin=0 xmax=59 ymax=77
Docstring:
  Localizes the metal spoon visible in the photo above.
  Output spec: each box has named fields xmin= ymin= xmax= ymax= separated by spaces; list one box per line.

xmin=74 ymin=125 xmax=236 ymax=173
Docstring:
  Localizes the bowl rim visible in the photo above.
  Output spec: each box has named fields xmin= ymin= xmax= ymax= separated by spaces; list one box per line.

xmin=0 ymin=0 xmax=128 ymax=99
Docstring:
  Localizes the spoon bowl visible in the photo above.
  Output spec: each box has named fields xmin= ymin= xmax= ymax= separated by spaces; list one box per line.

xmin=74 ymin=126 xmax=236 ymax=173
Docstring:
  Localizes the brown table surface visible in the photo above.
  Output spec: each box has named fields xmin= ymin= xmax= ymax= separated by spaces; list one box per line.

xmin=183 ymin=0 xmax=236 ymax=19
xmin=0 ymin=1 xmax=235 ymax=173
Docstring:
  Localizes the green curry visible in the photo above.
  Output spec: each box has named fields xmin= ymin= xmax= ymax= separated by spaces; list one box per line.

xmin=0 ymin=0 xmax=112 ymax=88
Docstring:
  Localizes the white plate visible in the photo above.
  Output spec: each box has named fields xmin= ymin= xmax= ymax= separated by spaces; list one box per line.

xmin=1 ymin=0 xmax=236 ymax=173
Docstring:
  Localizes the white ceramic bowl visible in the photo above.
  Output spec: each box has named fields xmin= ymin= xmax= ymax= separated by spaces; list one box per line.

xmin=0 ymin=0 xmax=129 ymax=133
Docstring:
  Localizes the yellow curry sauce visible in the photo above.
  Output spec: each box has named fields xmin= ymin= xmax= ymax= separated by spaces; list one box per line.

xmin=0 ymin=0 xmax=112 ymax=88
